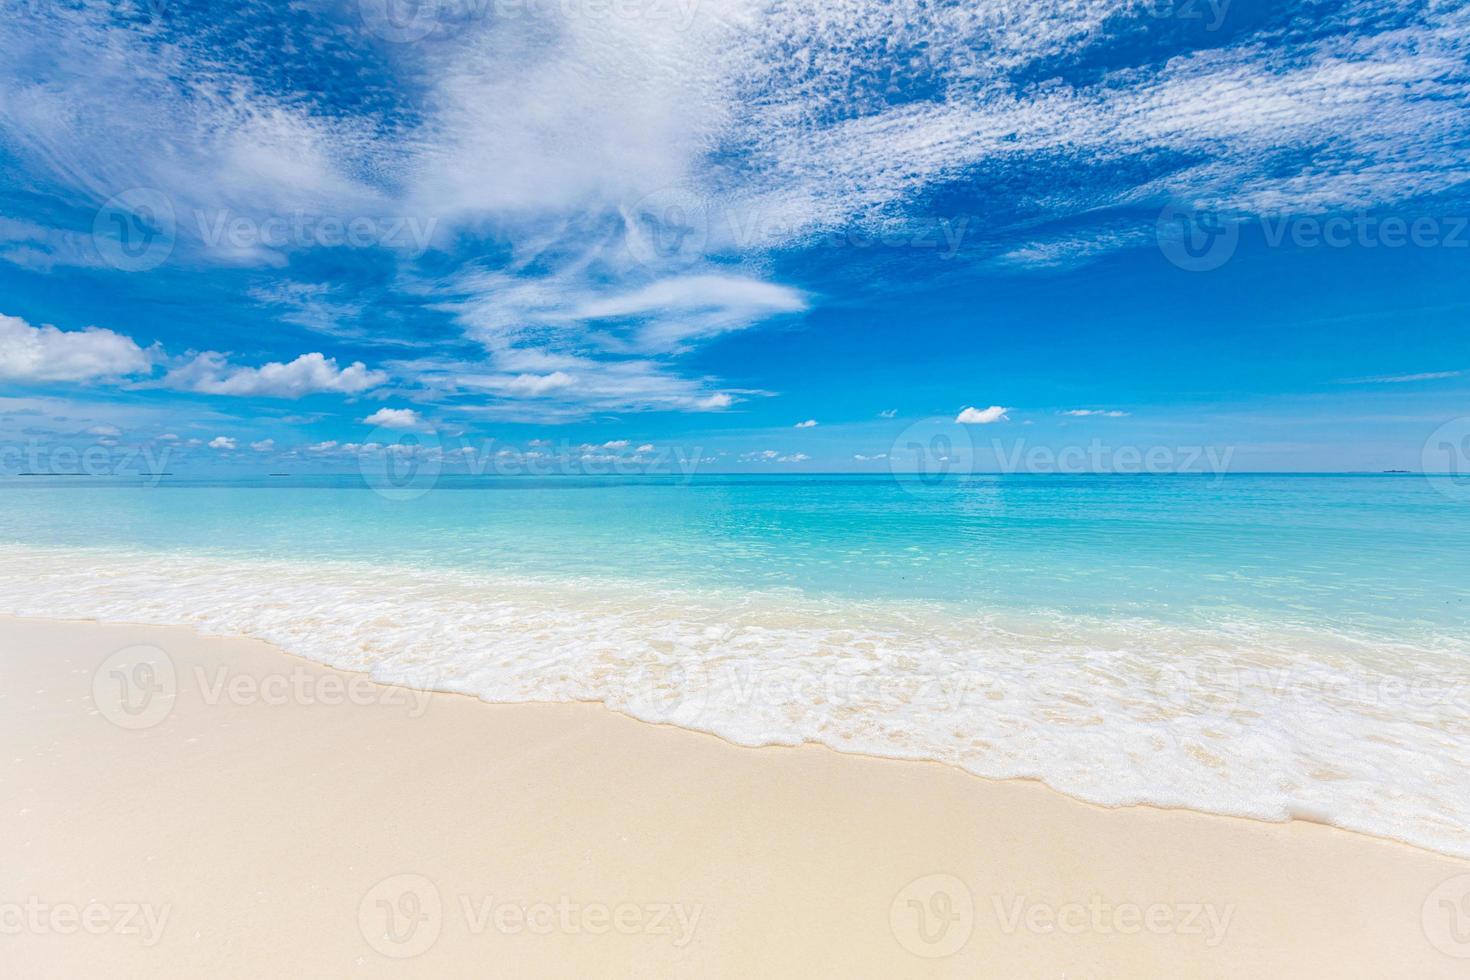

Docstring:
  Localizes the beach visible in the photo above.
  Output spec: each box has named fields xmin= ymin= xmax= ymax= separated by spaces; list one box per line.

xmin=4 ymin=614 xmax=1467 ymax=978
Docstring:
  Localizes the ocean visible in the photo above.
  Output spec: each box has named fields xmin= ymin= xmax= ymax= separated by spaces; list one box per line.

xmin=2 ymin=473 xmax=1467 ymax=855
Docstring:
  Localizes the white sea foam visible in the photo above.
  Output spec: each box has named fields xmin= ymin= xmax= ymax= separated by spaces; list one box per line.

xmin=4 ymin=544 xmax=1467 ymax=857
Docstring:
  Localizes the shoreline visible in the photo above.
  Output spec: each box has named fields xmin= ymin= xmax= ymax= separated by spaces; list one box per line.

xmin=6 ymin=542 xmax=1467 ymax=860
xmin=2 ymin=610 xmax=1458 ymax=863
xmin=5 ymin=614 xmax=1468 ymax=977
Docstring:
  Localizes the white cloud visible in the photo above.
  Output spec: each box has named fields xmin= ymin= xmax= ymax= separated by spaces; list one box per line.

xmin=636 ymin=443 xmax=654 ymax=453
xmin=1341 ymin=370 xmax=1464 ymax=384
xmin=208 ymin=436 xmax=237 ymax=450
xmin=87 ymin=424 xmax=122 ymax=437
xmin=696 ymin=393 xmax=734 ymax=410
xmin=165 ymin=352 xmax=387 ymax=399
xmin=878 ymin=409 xmax=897 ymax=418
xmin=363 ymin=407 xmax=426 ymax=430
xmin=794 ymin=419 xmax=818 ymax=428
xmin=0 ymin=313 xmax=152 ymax=383
xmin=412 ymin=351 xmax=745 ymax=418
xmin=574 ymin=275 xmax=807 ymax=351
xmin=250 ymin=439 xmax=275 ymax=452
xmin=956 ymin=405 xmax=1010 ymax=425
xmin=5 ymin=0 xmax=1469 ymax=421
xmin=500 ymin=371 xmax=578 ymax=397
xmin=741 ymin=449 xmax=810 ymax=463
xmin=1061 ymin=409 xmax=1130 ymax=417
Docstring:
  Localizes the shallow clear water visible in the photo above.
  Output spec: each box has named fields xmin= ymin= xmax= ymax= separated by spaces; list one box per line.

xmin=1 ymin=474 xmax=1467 ymax=855
xmin=4 ymin=474 xmax=1467 ymax=635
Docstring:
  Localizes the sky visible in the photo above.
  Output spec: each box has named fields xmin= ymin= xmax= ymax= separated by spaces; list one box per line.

xmin=0 ymin=0 xmax=1468 ymax=477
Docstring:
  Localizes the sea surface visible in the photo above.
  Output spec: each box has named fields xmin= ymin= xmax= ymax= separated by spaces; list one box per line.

xmin=2 ymin=474 xmax=1467 ymax=855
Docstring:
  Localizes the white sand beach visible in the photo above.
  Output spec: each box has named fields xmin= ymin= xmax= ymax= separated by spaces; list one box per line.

xmin=4 ymin=615 xmax=1468 ymax=978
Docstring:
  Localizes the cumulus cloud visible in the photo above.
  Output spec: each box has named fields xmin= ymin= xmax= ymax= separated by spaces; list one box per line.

xmin=0 ymin=313 xmax=152 ymax=383
xmin=165 ymin=352 xmax=387 ymax=398
xmin=1061 ymin=409 xmax=1130 ymax=417
xmin=208 ymin=436 xmax=237 ymax=450
xmin=363 ymin=407 xmax=426 ymax=430
xmin=794 ymin=419 xmax=818 ymax=428
xmin=956 ymin=405 xmax=1010 ymax=425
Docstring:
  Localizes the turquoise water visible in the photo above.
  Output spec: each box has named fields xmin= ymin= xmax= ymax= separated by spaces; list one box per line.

xmin=1 ymin=474 xmax=1467 ymax=855
xmin=1 ymin=474 xmax=1465 ymax=640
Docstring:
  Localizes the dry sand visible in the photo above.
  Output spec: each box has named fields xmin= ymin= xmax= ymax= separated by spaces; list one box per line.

xmin=3 ymin=615 xmax=1468 ymax=977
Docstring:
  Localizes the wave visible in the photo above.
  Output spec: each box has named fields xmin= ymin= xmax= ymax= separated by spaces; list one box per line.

xmin=5 ymin=543 xmax=1468 ymax=857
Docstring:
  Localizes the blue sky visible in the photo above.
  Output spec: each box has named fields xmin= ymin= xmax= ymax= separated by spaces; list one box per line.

xmin=0 ymin=0 xmax=1468 ymax=476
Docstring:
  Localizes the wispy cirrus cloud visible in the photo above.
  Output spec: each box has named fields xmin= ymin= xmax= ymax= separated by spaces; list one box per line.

xmin=1340 ymin=369 xmax=1464 ymax=384
xmin=2 ymin=0 xmax=1468 ymax=423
